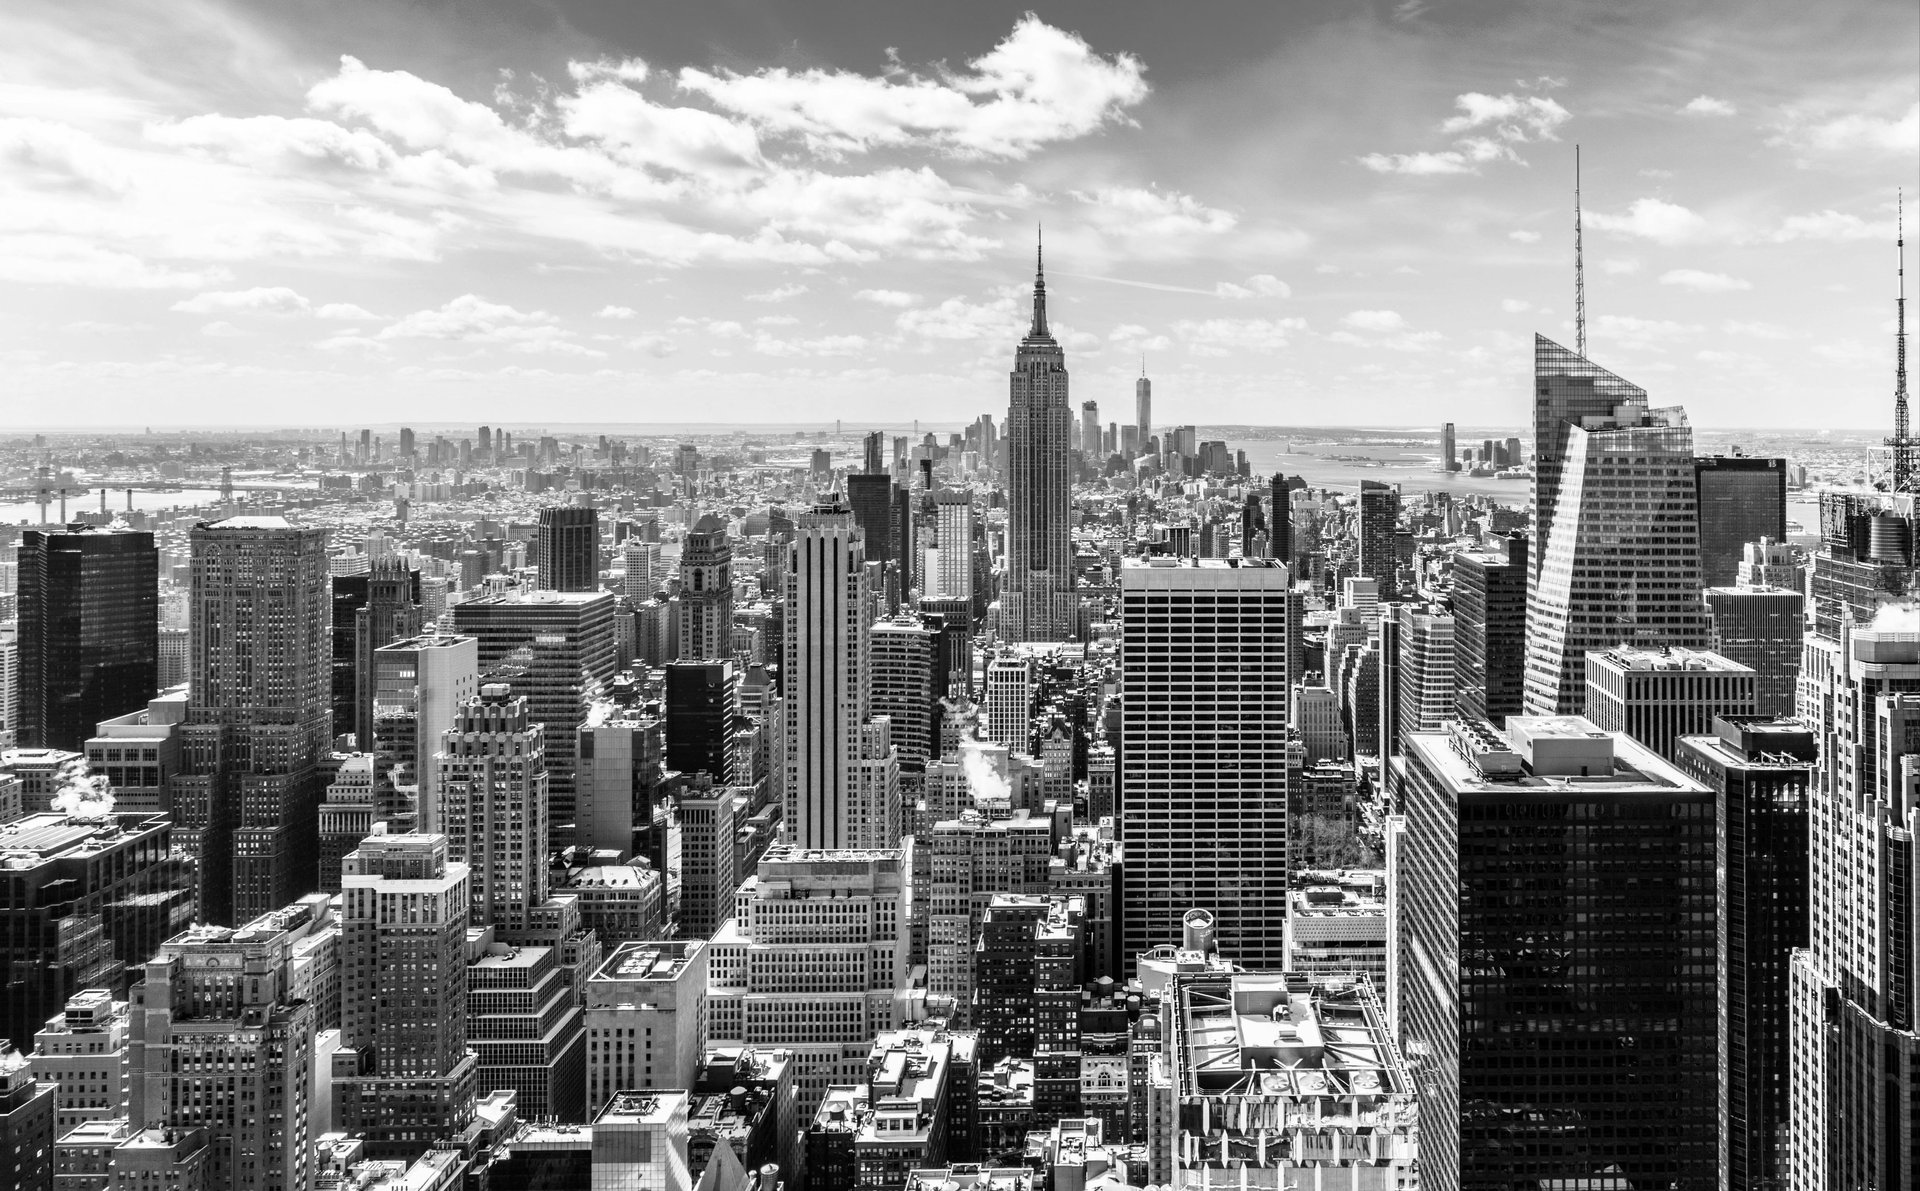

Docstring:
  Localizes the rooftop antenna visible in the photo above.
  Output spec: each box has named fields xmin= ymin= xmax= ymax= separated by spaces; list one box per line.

xmin=1574 ymin=145 xmax=1587 ymax=359
xmin=1891 ymin=190 xmax=1913 ymax=492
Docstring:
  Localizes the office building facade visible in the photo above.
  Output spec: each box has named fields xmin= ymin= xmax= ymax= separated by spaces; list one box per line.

xmin=783 ymin=505 xmax=871 ymax=849
xmin=15 ymin=527 xmax=158 ymax=752
xmin=1119 ymin=559 xmax=1291 ymax=970
xmin=1004 ymin=247 xmax=1074 ymax=642
xmin=1450 ymin=534 xmax=1527 ymax=724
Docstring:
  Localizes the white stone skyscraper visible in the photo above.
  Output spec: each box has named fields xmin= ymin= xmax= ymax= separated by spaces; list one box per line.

xmin=1119 ymin=557 xmax=1292 ymax=969
xmin=1004 ymin=239 xmax=1073 ymax=641
xmin=677 ymin=513 xmax=734 ymax=661
xmin=932 ymin=490 xmax=974 ymax=601
xmin=783 ymin=503 xmax=871 ymax=848
xmin=1524 ymin=338 xmax=1708 ymax=714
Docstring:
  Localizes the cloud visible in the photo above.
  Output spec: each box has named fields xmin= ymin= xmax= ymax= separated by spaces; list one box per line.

xmin=1171 ymin=317 xmax=1307 ymax=354
xmin=1769 ymin=209 xmax=1899 ymax=242
xmin=1600 ymin=257 xmax=1642 ymax=275
xmin=1501 ymin=299 xmax=1533 ymax=313
xmin=172 ymin=286 xmax=310 ymax=314
xmin=1811 ymin=339 xmax=1881 ymax=368
xmin=1109 ymin=323 xmax=1172 ymax=352
xmin=1214 ymin=274 xmax=1290 ymax=299
xmin=1362 ymin=90 xmax=1570 ymax=175
xmin=1073 ymin=185 xmax=1235 ymax=238
xmin=628 ymin=334 xmax=676 ymax=357
xmin=1509 ymin=229 xmax=1542 ymax=243
xmin=200 ymin=320 xmax=244 ymax=337
xmin=1659 ymin=268 xmax=1751 ymax=293
xmin=1680 ymin=96 xmax=1736 ymax=117
xmin=374 ymin=293 xmax=597 ymax=354
xmin=855 ymin=289 xmax=919 ymax=307
xmin=315 ymin=303 xmax=378 ymax=320
xmin=750 ymin=331 xmax=867 ymax=357
xmin=1773 ymin=102 xmax=1919 ymax=156
xmin=1588 ymin=197 xmax=1708 ymax=244
xmin=1340 ymin=309 xmax=1407 ymax=332
xmin=1592 ymin=314 xmax=1702 ymax=346
xmin=746 ymin=283 xmax=808 ymax=302
xmin=0 ymin=235 xmax=230 ymax=289
xmin=597 ymin=305 xmax=638 ymax=319
xmin=676 ymin=15 xmax=1148 ymax=159
xmin=895 ymin=295 xmax=1016 ymax=340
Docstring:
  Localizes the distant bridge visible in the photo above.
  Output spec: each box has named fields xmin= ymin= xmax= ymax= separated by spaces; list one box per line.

xmin=0 ymin=470 xmax=319 ymax=522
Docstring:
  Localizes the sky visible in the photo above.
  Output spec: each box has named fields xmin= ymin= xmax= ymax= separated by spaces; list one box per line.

xmin=1 ymin=0 xmax=1914 ymax=431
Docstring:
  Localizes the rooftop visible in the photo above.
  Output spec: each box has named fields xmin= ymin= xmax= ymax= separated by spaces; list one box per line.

xmin=1589 ymin=645 xmax=1753 ymax=675
xmin=1173 ymin=972 xmax=1408 ymax=1103
xmin=595 ymin=940 xmax=701 ymax=982
xmin=1411 ymin=716 xmax=1708 ymax=796
xmin=596 ymin=1090 xmax=685 ymax=1127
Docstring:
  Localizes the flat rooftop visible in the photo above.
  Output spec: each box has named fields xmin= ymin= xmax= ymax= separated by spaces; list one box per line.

xmin=1409 ymin=716 xmax=1708 ymax=796
xmin=1589 ymin=645 xmax=1753 ymax=674
xmin=596 ymin=941 xmax=700 ymax=982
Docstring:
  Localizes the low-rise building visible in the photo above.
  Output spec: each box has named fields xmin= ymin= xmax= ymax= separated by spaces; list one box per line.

xmin=29 ymin=990 xmax=129 ymax=1137
xmin=1282 ymin=870 xmax=1387 ymax=991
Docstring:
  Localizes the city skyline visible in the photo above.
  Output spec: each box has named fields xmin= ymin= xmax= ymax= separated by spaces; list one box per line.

xmin=0 ymin=0 xmax=1913 ymax=429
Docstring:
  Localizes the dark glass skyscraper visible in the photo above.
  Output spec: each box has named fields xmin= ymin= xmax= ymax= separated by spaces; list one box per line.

xmin=1694 ymin=455 xmax=1787 ymax=588
xmin=330 ymin=560 xmax=421 ymax=747
xmin=15 ymin=526 xmax=158 ymax=751
xmin=664 ymin=660 xmax=738 ymax=782
xmin=1450 ymin=533 xmax=1527 ymax=724
xmin=535 ymin=505 xmax=600 ymax=592
xmin=1004 ymin=241 xmax=1073 ymax=640
xmin=1675 ymin=716 xmax=1812 ymax=1191
xmin=1355 ymin=480 xmax=1398 ymax=594
xmin=1268 ymin=474 xmax=1292 ymax=568
xmin=1399 ymin=716 xmax=1717 ymax=1191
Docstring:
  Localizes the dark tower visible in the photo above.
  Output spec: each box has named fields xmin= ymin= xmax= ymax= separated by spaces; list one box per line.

xmin=535 ymin=505 xmax=600 ymax=592
xmin=16 ymin=526 xmax=158 ymax=750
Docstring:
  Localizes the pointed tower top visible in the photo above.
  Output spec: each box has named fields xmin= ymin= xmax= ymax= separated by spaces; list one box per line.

xmin=1574 ymin=144 xmax=1587 ymax=359
xmin=1029 ymin=224 xmax=1050 ymax=338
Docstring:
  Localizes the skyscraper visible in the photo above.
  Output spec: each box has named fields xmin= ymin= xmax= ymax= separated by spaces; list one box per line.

xmin=1393 ymin=602 xmax=1455 ymax=742
xmin=1524 ymin=342 xmax=1709 ymax=714
xmin=1355 ymin=481 xmax=1398 ymax=595
xmin=452 ymin=590 xmax=618 ymax=848
xmin=677 ymin=514 xmax=734 ymax=660
xmin=1450 ymin=533 xmax=1527 ymax=724
xmin=1694 ymin=455 xmax=1787 ymax=588
xmin=1134 ymin=363 xmax=1151 ymax=455
xmin=15 ymin=526 xmax=158 ymax=751
xmin=1004 ymin=240 xmax=1074 ymax=641
xmin=1119 ymin=558 xmax=1291 ymax=969
xmin=436 ymin=686 xmax=549 ymax=934
xmin=331 ymin=559 xmax=421 ymax=748
xmin=334 ymin=833 xmax=476 ymax=1161
xmin=664 ymin=660 xmax=738 ymax=782
xmin=183 ymin=516 xmax=331 ymax=925
xmin=1788 ymin=620 xmax=1920 ymax=1189
xmin=869 ymin=616 xmax=937 ymax=767
xmin=1531 ymin=333 xmax=1649 ymax=577
xmin=1704 ymin=584 xmax=1804 ymax=717
xmin=1268 ymin=475 xmax=1292 ymax=567
xmin=1080 ymin=400 xmax=1099 ymax=460
xmin=1399 ymin=716 xmax=1717 ymax=1190
xmin=1440 ymin=421 xmax=1456 ymax=471
xmin=535 ymin=505 xmax=599 ymax=592
xmin=932 ymin=491 xmax=975 ymax=602
xmin=1674 ymin=717 xmax=1813 ymax=1191
xmin=783 ymin=504 xmax=870 ymax=849
xmin=370 ymin=632 xmax=480 ymax=835
xmin=1583 ymin=644 xmax=1757 ymax=761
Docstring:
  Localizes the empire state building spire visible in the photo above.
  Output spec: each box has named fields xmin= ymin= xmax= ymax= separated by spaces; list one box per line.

xmin=1029 ymin=226 xmax=1050 ymax=339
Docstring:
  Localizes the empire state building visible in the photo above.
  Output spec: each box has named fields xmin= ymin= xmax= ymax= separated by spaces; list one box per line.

xmin=1004 ymin=238 xmax=1074 ymax=640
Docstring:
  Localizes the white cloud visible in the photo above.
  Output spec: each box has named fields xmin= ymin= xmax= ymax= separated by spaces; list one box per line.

xmin=0 ymin=235 xmax=230 ymax=289
xmin=172 ymin=286 xmax=310 ymax=314
xmin=200 ymin=320 xmax=244 ymax=337
xmin=855 ymin=289 xmax=919 ymax=307
xmin=1215 ymin=274 xmax=1290 ymax=299
xmin=1774 ymin=102 xmax=1918 ymax=156
xmin=1362 ymin=90 xmax=1570 ymax=176
xmin=1592 ymin=314 xmax=1702 ymax=345
xmin=1811 ymin=338 xmax=1880 ymax=368
xmin=895 ymin=295 xmax=1016 ymax=340
xmin=1680 ymin=96 xmax=1736 ymax=117
xmin=1769 ymin=209 xmax=1898 ymax=242
xmin=1340 ymin=309 xmax=1407 ymax=332
xmin=1501 ymin=299 xmax=1533 ymax=313
xmin=1659 ymin=268 xmax=1751 ymax=293
xmin=1108 ymin=324 xmax=1172 ymax=353
xmin=1600 ymin=257 xmax=1643 ymax=275
xmin=1509 ymin=229 xmax=1542 ymax=243
xmin=596 ymin=305 xmax=638 ymax=319
xmin=677 ymin=15 xmax=1148 ymax=160
xmin=750 ymin=331 xmax=867 ymax=358
xmin=1073 ymin=186 xmax=1235 ymax=238
xmin=746 ymin=283 xmax=808 ymax=302
xmin=374 ymin=293 xmax=595 ymax=354
xmin=1171 ymin=317 xmax=1307 ymax=353
xmin=1721 ymin=319 xmax=1795 ymax=340
xmin=315 ymin=303 xmax=378 ymax=320
xmin=1588 ymin=198 xmax=1708 ymax=244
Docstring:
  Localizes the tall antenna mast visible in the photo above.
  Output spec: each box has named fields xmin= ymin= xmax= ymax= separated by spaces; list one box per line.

xmin=1574 ymin=145 xmax=1587 ymax=358
xmin=1894 ymin=191 xmax=1913 ymax=492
